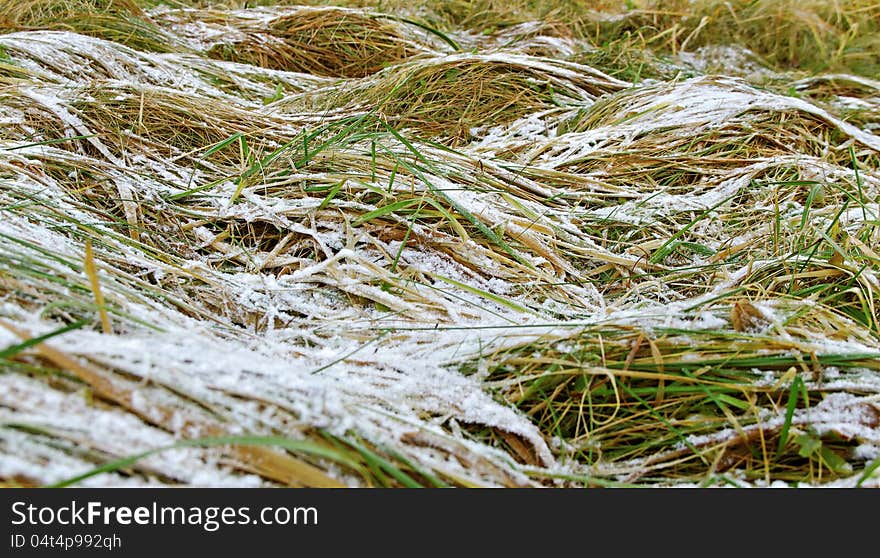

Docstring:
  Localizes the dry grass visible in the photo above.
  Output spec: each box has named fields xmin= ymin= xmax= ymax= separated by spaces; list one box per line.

xmin=156 ymin=6 xmax=428 ymax=77
xmin=1 ymin=1 xmax=879 ymax=488
xmin=480 ymin=322 xmax=879 ymax=484
xmin=0 ymin=0 xmax=187 ymax=52
xmin=297 ymin=53 xmax=626 ymax=145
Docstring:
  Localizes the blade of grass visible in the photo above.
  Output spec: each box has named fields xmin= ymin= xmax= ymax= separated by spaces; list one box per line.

xmin=47 ymin=435 xmax=358 ymax=488
xmin=430 ymin=272 xmax=536 ymax=316
xmin=776 ymin=375 xmax=805 ymax=458
xmin=83 ymin=240 xmax=111 ymax=334
xmin=650 ymin=193 xmax=736 ymax=264
xmin=376 ymin=14 xmax=461 ymax=51
xmin=857 ymin=457 xmax=880 ymax=487
xmin=3 ymin=134 xmax=98 ymax=151
xmin=0 ymin=319 xmax=88 ymax=361
xmin=346 ymin=438 xmax=424 ymax=488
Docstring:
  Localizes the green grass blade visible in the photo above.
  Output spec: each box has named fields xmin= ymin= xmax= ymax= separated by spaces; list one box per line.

xmin=47 ymin=435 xmax=359 ymax=488
xmin=0 ymin=319 xmax=89 ymax=361
xmin=857 ymin=457 xmax=880 ymax=487
xmin=430 ymin=272 xmax=536 ymax=315
xmin=776 ymin=376 xmax=804 ymax=458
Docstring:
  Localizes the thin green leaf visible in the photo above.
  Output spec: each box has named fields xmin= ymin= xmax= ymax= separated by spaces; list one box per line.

xmin=776 ymin=375 xmax=804 ymax=457
xmin=48 ymin=435 xmax=358 ymax=488
xmin=0 ymin=319 xmax=88 ymax=361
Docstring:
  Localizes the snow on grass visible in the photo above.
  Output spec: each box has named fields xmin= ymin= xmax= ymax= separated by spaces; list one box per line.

xmin=2 ymin=3 xmax=880 ymax=487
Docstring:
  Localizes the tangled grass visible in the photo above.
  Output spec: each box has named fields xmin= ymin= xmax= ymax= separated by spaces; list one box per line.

xmin=157 ymin=6 xmax=430 ymax=77
xmin=1 ymin=1 xmax=879 ymax=488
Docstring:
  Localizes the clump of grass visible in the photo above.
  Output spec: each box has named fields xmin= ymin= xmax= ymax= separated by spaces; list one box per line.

xmin=0 ymin=144 xmax=529 ymax=488
xmin=160 ymin=6 xmax=427 ymax=77
xmin=549 ymin=75 xmax=879 ymax=188
xmin=572 ymin=36 xmax=676 ymax=84
xmin=464 ymin=300 xmax=880 ymax=484
xmin=464 ymin=18 xmax=582 ymax=60
xmin=587 ymin=0 xmax=880 ymax=78
xmin=321 ymin=53 xmax=624 ymax=144
xmin=0 ymin=29 xmax=329 ymax=104
xmin=792 ymin=74 xmax=880 ymax=131
xmin=0 ymin=0 xmax=186 ymax=53
xmin=73 ymin=83 xmax=291 ymax=156
xmin=148 ymin=0 xmax=880 ymax=79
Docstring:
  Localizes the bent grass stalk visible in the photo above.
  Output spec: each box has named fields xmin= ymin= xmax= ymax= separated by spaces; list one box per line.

xmin=1 ymin=0 xmax=879 ymax=488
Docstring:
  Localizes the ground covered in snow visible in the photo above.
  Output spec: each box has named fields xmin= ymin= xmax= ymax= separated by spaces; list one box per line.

xmin=1 ymin=1 xmax=879 ymax=488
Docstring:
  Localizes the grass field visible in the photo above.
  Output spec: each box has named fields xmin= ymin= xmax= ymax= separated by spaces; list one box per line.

xmin=1 ymin=0 xmax=879 ymax=488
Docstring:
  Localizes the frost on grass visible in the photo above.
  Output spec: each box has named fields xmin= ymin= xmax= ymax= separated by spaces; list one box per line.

xmin=1 ymin=3 xmax=880 ymax=488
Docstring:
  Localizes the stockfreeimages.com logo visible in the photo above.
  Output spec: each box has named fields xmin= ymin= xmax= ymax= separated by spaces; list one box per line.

xmin=11 ymin=501 xmax=318 ymax=532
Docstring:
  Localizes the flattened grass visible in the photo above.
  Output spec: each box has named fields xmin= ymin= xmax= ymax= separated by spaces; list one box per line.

xmin=468 ymin=300 xmax=880 ymax=484
xmin=159 ymin=6 xmax=425 ymax=77
xmin=0 ymin=0 xmax=186 ymax=53
xmin=2 ymin=0 xmax=879 ymax=488
xmin=308 ymin=53 xmax=624 ymax=144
